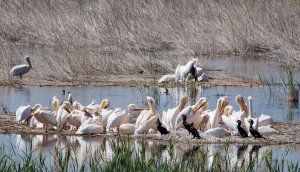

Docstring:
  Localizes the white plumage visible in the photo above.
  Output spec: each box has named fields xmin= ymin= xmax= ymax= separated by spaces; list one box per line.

xmin=10 ymin=56 xmax=32 ymax=78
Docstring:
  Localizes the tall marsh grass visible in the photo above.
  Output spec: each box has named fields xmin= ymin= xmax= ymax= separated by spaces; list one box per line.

xmin=0 ymin=138 xmax=299 ymax=172
xmin=0 ymin=0 xmax=300 ymax=84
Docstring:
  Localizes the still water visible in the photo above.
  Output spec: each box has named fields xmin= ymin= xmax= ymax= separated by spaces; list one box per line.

xmin=0 ymin=134 xmax=299 ymax=170
xmin=0 ymin=85 xmax=299 ymax=122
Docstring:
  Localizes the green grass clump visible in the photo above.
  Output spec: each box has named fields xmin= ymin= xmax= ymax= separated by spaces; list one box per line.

xmin=0 ymin=138 xmax=299 ymax=172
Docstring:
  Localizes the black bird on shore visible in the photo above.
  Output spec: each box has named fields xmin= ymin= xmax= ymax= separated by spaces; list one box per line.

xmin=156 ymin=118 xmax=170 ymax=136
xmin=182 ymin=114 xmax=201 ymax=139
xmin=236 ymin=120 xmax=248 ymax=137
xmin=248 ymin=119 xmax=266 ymax=139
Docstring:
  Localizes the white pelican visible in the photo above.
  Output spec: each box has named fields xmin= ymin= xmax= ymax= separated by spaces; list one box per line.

xmin=76 ymin=123 xmax=104 ymax=134
xmin=31 ymin=106 xmax=57 ymax=131
xmin=85 ymin=99 xmax=110 ymax=113
xmin=56 ymin=101 xmax=72 ymax=130
xmin=73 ymin=101 xmax=84 ymax=110
xmin=206 ymin=97 xmax=229 ymax=130
xmin=158 ymin=74 xmax=176 ymax=84
xmin=15 ymin=104 xmax=42 ymax=123
xmin=106 ymin=109 xmax=133 ymax=133
xmin=128 ymin=104 xmax=147 ymax=116
xmin=15 ymin=105 xmax=32 ymax=123
xmin=244 ymin=96 xmax=258 ymax=136
xmin=175 ymin=58 xmax=198 ymax=81
xmin=52 ymin=96 xmax=60 ymax=113
xmin=135 ymin=115 xmax=158 ymax=134
xmin=66 ymin=110 xmax=84 ymax=130
xmin=119 ymin=123 xmax=136 ymax=135
xmin=175 ymin=97 xmax=208 ymax=130
xmin=10 ymin=56 xmax=32 ymax=78
xmin=161 ymin=95 xmax=188 ymax=130
xmin=205 ymin=127 xmax=231 ymax=137
xmin=135 ymin=97 xmax=159 ymax=131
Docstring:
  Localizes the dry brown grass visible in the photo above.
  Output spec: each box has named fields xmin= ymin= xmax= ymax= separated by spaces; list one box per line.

xmin=0 ymin=0 xmax=299 ymax=85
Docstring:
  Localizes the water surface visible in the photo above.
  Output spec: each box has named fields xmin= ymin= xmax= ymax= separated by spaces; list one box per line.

xmin=0 ymin=85 xmax=299 ymax=121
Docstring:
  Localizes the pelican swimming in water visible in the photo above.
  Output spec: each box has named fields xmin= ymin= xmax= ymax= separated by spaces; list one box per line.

xmin=10 ymin=56 xmax=32 ymax=79
xmin=175 ymin=97 xmax=208 ymax=130
xmin=161 ymin=95 xmax=188 ymax=130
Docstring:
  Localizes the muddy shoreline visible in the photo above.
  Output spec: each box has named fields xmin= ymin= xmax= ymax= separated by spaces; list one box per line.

xmin=1 ymin=114 xmax=298 ymax=145
xmin=5 ymin=72 xmax=261 ymax=87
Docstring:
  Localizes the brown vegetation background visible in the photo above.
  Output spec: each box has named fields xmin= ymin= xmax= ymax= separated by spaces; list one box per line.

xmin=0 ymin=0 xmax=299 ymax=85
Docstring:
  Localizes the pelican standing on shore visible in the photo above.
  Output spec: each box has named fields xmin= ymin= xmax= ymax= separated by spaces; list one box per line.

xmin=10 ymin=56 xmax=32 ymax=79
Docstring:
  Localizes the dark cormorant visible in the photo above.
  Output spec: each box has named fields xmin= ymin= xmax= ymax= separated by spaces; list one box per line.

xmin=236 ymin=120 xmax=248 ymax=137
xmin=156 ymin=118 xmax=170 ymax=136
xmin=182 ymin=114 xmax=201 ymax=139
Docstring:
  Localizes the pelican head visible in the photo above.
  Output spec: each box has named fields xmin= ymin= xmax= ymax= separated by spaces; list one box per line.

xmin=219 ymin=97 xmax=229 ymax=113
xmin=147 ymin=96 xmax=156 ymax=106
xmin=224 ymin=105 xmax=233 ymax=116
xmin=31 ymin=105 xmax=42 ymax=116
xmin=52 ymin=96 xmax=60 ymax=112
xmin=100 ymin=99 xmax=110 ymax=109
xmin=63 ymin=101 xmax=72 ymax=113
xmin=31 ymin=104 xmax=42 ymax=112
xmin=192 ymin=97 xmax=208 ymax=111
xmin=236 ymin=95 xmax=248 ymax=113
xmin=25 ymin=56 xmax=32 ymax=69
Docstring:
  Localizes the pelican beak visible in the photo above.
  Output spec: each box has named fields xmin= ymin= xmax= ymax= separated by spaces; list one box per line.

xmin=179 ymin=96 xmax=188 ymax=111
xmin=196 ymin=115 xmax=209 ymax=130
xmin=100 ymin=100 xmax=109 ymax=109
xmin=64 ymin=104 xmax=72 ymax=113
xmin=220 ymin=97 xmax=229 ymax=111
xmin=31 ymin=107 xmax=41 ymax=116
xmin=192 ymin=97 xmax=207 ymax=111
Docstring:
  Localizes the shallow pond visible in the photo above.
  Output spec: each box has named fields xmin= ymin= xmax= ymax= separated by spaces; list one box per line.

xmin=0 ymin=134 xmax=299 ymax=171
xmin=0 ymin=85 xmax=299 ymax=121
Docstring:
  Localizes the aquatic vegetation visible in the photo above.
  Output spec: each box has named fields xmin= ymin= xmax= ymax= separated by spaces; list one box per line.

xmin=0 ymin=138 xmax=299 ymax=172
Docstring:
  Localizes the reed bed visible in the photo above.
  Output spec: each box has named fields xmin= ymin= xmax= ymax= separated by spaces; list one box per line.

xmin=0 ymin=137 xmax=299 ymax=172
xmin=0 ymin=0 xmax=299 ymax=85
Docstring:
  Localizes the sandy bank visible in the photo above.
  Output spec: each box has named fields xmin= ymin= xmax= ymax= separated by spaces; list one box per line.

xmin=1 ymin=114 xmax=298 ymax=145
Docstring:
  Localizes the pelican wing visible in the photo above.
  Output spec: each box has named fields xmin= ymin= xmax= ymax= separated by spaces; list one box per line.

xmin=205 ymin=127 xmax=230 ymax=137
xmin=39 ymin=110 xmax=57 ymax=126
xmin=135 ymin=116 xmax=158 ymax=134
xmin=56 ymin=109 xmax=69 ymax=129
xmin=119 ymin=123 xmax=135 ymax=135
xmin=158 ymin=74 xmax=176 ymax=83
xmin=15 ymin=105 xmax=31 ymax=123
xmin=258 ymin=114 xmax=273 ymax=127
xmin=221 ymin=115 xmax=239 ymax=134
xmin=76 ymin=124 xmax=104 ymax=134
